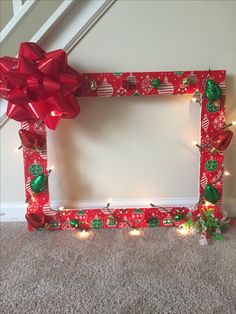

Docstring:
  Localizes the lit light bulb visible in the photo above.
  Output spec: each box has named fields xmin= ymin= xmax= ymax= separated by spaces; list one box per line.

xmin=221 ymin=120 xmax=236 ymax=129
xmin=77 ymin=230 xmax=90 ymax=239
xmin=106 ymin=198 xmax=112 ymax=209
xmin=204 ymin=201 xmax=212 ymax=206
xmin=59 ymin=206 xmax=64 ymax=211
xmin=224 ymin=171 xmax=230 ymax=176
xmin=178 ymin=226 xmax=190 ymax=235
xmin=192 ymin=90 xmax=201 ymax=103
xmin=14 ymin=146 xmax=22 ymax=153
xmin=48 ymin=165 xmax=55 ymax=171
xmin=192 ymin=140 xmax=201 ymax=148
xmin=129 ymin=229 xmax=141 ymax=236
xmin=24 ymin=202 xmax=29 ymax=208
xmin=47 ymin=165 xmax=55 ymax=175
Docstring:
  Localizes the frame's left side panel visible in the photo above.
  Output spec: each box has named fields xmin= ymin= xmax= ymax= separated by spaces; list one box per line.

xmin=22 ymin=121 xmax=56 ymax=230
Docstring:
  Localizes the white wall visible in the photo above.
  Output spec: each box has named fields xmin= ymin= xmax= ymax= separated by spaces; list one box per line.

xmin=0 ymin=0 xmax=13 ymax=30
xmin=47 ymin=95 xmax=200 ymax=207
xmin=1 ymin=0 xmax=236 ymax=216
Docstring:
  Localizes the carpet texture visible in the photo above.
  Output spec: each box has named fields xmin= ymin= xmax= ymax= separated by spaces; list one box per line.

xmin=0 ymin=223 xmax=236 ymax=314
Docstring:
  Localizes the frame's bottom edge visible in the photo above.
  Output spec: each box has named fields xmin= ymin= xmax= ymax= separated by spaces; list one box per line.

xmin=34 ymin=206 xmax=191 ymax=231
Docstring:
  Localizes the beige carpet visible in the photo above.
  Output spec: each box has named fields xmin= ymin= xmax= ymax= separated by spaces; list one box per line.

xmin=0 ymin=223 xmax=236 ymax=314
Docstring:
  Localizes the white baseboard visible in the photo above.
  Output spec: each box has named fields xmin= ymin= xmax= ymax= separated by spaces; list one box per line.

xmin=1 ymin=198 xmax=198 ymax=222
xmin=1 ymin=198 xmax=235 ymax=222
xmin=0 ymin=202 xmax=26 ymax=222
xmin=50 ymin=198 xmax=199 ymax=210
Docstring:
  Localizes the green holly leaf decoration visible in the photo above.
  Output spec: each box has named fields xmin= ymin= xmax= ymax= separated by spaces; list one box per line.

xmin=206 ymin=101 xmax=220 ymax=113
xmin=205 ymin=160 xmax=218 ymax=172
xmin=91 ymin=218 xmax=103 ymax=229
xmin=212 ymin=233 xmax=224 ymax=240
xmin=148 ymin=217 xmax=159 ymax=228
xmin=183 ymin=218 xmax=194 ymax=229
xmin=205 ymin=208 xmax=214 ymax=218
xmin=29 ymin=164 xmax=43 ymax=176
xmin=175 ymin=71 xmax=184 ymax=76
xmin=133 ymin=91 xmax=141 ymax=96
xmin=206 ymin=79 xmax=222 ymax=101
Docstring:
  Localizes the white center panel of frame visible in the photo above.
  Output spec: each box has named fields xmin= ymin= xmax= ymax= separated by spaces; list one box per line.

xmin=47 ymin=94 xmax=200 ymax=208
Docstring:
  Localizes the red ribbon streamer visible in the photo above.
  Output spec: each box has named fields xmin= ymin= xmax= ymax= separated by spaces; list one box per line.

xmin=0 ymin=42 xmax=80 ymax=129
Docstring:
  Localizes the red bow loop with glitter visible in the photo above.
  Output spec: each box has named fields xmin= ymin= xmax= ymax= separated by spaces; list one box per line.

xmin=0 ymin=42 xmax=80 ymax=129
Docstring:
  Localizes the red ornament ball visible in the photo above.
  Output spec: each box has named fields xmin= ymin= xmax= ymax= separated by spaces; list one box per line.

xmin=19 ymin=129 xmax=44 ymax=149
xmin=25 ymin=213 xmax=46 ymax=229
xmin=212 ymin=130 xmax=233 ymax=151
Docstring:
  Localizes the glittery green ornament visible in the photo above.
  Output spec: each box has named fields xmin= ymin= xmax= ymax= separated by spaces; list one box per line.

xmin=70 ymin=219 xmax=79 ymax=228
xmin=152 ymin=79 xmax=160 ymax=89
xmin=205 ymin=160 xmax=218 ymax=172
xmin=205 ymin=79 xmax=222 ymax=101
xmin=204 ymin=184 xmax=220 ymax=204
xmin=29 ymin=164 xmax=43 ymax=176
xmin=206 ymin=101 xmax=220 ymax=113
xmin=91 ymin=218 xmax=103 ymax=229
xmin=148 ymin=217 xmax=159 ymax=228
xmin=174 ymin=214 xmax=184 ymax=221
xmin=30 ymin=174 xmax=47 ymax=193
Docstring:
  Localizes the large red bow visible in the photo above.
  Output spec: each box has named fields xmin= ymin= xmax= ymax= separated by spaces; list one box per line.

xmin=0 ymin=42 xmax=80 ymax=129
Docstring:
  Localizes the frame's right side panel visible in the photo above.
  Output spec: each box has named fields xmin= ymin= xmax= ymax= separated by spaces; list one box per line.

xmin=199 ymin=70 xmax=226 ymax=209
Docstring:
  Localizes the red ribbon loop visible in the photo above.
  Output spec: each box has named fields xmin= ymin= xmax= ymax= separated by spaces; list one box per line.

xmin=0 ymin=42 xmax=80 ymax=129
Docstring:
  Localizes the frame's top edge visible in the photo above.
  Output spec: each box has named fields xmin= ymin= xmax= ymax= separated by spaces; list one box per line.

xmin=81 ymin=70 xmax=226 ymax=75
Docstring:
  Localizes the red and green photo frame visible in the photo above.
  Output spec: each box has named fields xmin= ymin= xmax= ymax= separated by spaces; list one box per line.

xmin=0 ymin=43 xmax=233 ymax=244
